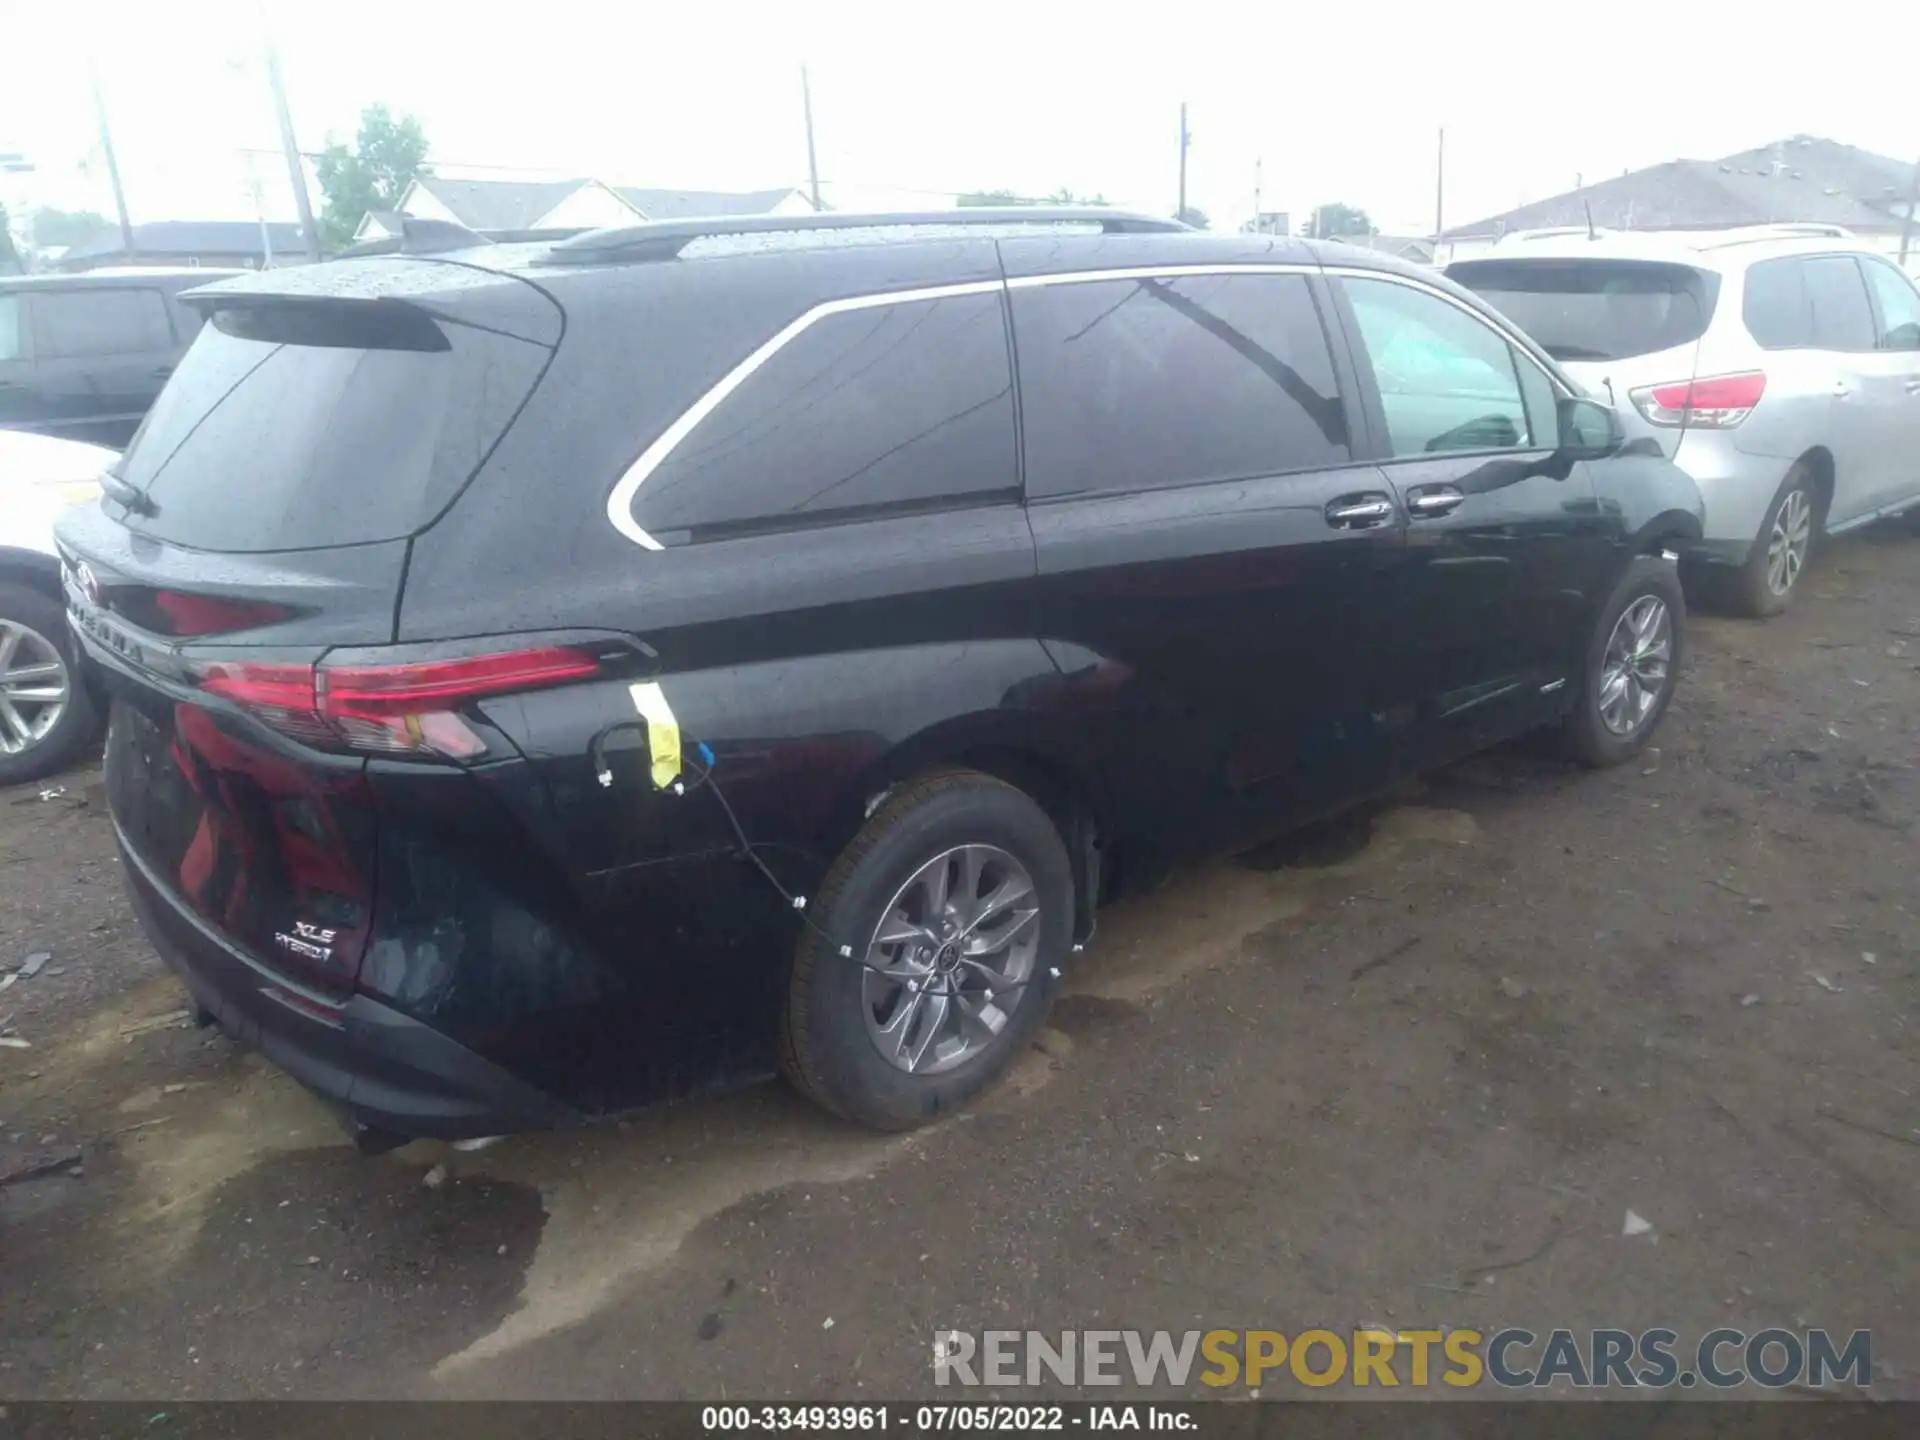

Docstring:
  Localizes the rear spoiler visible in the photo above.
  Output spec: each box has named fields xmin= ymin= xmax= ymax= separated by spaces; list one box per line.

xmin=333 ymin=220 xmax=592 ymax=260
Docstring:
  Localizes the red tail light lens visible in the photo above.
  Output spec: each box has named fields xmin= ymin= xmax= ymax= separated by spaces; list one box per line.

xmin=1630 ymin=371 xmax=1766 ymax=429
xmin=152 ymin=591 xmax=294 ymax=638
xmin=194 ymin=646 xmax=600 ymax=760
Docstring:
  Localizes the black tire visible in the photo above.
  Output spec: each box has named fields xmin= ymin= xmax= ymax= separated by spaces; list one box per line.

xmin=1556 ymin=555 xmax=1686 ymax=769
xmin=779 ymin=769 xmax=1073 ymax=1131
xmin=0 ymin=580 xmax=100 ymax=788
xmin=1725 ymin=464 xmax=1819 ymax=618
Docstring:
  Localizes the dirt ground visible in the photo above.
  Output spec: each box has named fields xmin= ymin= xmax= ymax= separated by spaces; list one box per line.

xmin=1 ymin=529 xmax=1915 ymax=1402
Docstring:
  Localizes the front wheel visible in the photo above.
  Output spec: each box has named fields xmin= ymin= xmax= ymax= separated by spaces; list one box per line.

xmin=1556 ymin=555 xmax=1685 ymax=769
xmin=0 ymin=580 xmax=100 ymax=787
xmin=779 ymin=769 xmax=1073 ymax=1131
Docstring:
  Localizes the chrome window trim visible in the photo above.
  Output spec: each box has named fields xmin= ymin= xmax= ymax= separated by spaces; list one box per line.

xmin=607 ymin=261 xmax=1338 ymax=550
xmin=605 ymin=278 xmax=1005 ymax=550
xmin=1322 ymin=264 xmax=1574 ymax=399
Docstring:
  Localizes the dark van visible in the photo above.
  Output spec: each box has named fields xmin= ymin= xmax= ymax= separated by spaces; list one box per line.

xmin=55 ymin=211 xmax=1702 ymax=1147
xmin=0 ymin=269 xmax=240 ymax=448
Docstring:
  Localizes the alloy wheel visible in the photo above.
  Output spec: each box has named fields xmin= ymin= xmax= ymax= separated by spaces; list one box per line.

xmin=1597 ymin=595 xmax=1672 ymax=738
xmin=0 ymin=619 xmax=71 ymax=758
xmin=1766 ymin=488 xmax=1812 ymax=597
xmin=861 ymin=843 xmax=1041 ymax=1075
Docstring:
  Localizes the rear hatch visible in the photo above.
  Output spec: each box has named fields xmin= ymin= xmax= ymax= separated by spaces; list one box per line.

xmin=56 ymin=258 xmax=562 ymax=1001
xmin=1447 ymin=256 xmax=1720 ymax=456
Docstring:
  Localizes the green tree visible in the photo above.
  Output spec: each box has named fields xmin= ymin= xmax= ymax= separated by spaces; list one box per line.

xmin=958 ymin=189 xmax=1029 ymax=207
xmin=29 ymin=207 xmax=109 ymax=250
xmin=315 ymin=103 xmax=431 ymax=247
xmin=0 ymin=202 xmax=21 ymax=273
xmin=1303 ymin=203 xmax=1373 ymax=238
xmin=1176 ymin=205 xmax=1209 ymax=230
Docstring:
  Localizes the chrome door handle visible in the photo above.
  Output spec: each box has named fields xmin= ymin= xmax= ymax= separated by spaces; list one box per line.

xmin=1325 ymin=495 xmax=1394 ymax=528
xmin=1834 ymin=380 xmax=1853 ymax=397
xmin=1408 ymin=486 xmax=1466 ymax=517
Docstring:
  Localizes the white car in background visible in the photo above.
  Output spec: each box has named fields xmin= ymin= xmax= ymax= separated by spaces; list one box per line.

xmin=0 ymin=428 xmax=113 ymax=783
xmin=1450 ymin=225 xmax=1920 ymax=616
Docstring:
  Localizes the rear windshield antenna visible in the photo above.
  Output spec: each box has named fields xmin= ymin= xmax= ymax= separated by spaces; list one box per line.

xmin=1584 ymin=201 xmax=1597 ymax=241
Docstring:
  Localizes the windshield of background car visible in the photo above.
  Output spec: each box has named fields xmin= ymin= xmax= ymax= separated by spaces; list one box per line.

xmin=1447 ymin=258 xmax=1718 ymax=363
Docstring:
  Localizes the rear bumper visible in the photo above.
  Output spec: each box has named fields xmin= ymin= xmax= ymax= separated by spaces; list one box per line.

xmin=1671 ymin=430 xmax=1788 ymax=560
xmin=117 ymin=828 xmax=583 ymax=1142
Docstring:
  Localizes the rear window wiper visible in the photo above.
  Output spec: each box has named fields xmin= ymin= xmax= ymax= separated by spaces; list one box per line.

xmin=100 ymin=470 xmax=158 ymax=517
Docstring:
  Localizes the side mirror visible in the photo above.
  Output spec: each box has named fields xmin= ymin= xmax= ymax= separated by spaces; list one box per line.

xmin=1556 ymin=396 xmax=1623 ymax=461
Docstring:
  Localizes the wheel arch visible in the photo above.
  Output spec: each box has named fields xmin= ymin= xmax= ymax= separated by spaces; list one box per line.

xmin=836 ymin=718 xmax=1110 ymax=943
xmin=0 ymin=547 xmax=63 ymax=599
xmin=1795 ymin=446 xmax=1836 ymax=528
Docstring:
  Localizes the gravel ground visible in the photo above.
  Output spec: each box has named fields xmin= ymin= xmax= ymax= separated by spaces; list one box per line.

xmin=1 ymin=525 xmax=1915 ymax=1401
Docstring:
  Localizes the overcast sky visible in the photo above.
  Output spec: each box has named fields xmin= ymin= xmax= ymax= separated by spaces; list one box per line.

xmin=2 ymin=0 xmax=1914 ymax=238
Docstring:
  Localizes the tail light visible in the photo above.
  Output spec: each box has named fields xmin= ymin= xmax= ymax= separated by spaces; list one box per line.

xmin=195 ymin=646 xmax=600 ymax=760
xmin=1629 ymin=370 xmax=1766 ymax=429
xmin=152 ymin=590 xmax=294 ymax=637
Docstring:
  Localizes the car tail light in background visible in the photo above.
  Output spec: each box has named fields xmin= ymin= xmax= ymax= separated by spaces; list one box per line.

xmin=194 ymin=646 xmax=601 ymax=760
xmin=1629 ymin=371 xmax=1767 ymax=429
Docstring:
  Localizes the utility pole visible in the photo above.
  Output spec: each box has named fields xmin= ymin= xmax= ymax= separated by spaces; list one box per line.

xmin=87 ymin=63 xmax=137 ymax=258
xmin=262 ymin=39 xmax=322 ymax=261
xmin=1433 ymin=127 xmax=1445 ymax=242
xmin=1177 ymin=103 xmax=1190 ymax=219
xmin=1900 ymin=153 xmax=1919 ymax=266
xmin=801 ymin=66 xmax=823 ymax=212
xmin=1252 ymin=157 xmax=1261 ymax=232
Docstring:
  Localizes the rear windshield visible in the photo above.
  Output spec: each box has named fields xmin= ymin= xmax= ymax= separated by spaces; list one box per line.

xmin=114 ymin=303 xmax=548 ymax=552
xmin=1447 ymin=259 xmax=1718 ymax=363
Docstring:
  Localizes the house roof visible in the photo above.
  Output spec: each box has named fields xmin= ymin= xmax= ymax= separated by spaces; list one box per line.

xmin=614 ymin=186 xmax=807 ymax=220
xmin=57 ymin=220 xmax=308 ymax=266
xmin=409 ymin=176 xmax=591 ymax=231
xmin=1328 ymin=233 xmax=1435 ymax=261
xmin=1446 ymin=138 xmax=1914 ymax=239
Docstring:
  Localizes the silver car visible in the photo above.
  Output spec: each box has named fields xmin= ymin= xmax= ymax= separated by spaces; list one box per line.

xmin=1450 ymin=225 xmax=1920 ymax=614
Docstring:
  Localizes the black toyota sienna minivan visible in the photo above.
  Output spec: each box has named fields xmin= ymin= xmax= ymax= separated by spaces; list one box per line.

xmin=55 ymin=210 xmax=1703 ymax=1146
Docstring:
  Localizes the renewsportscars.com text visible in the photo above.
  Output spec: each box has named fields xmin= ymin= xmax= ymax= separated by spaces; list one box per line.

xmin=933 ymin=1327 xmax=1872 ymax=1390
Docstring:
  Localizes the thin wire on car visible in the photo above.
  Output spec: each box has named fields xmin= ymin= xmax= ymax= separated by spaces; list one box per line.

xmin=592 ymin=719 xmax=1037 ymax=993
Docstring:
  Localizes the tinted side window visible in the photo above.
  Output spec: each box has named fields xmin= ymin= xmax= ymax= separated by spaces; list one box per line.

xmin=1344 ymin=278 xmax=1535 ymax=456
xmin=630 ymin=291 xmax=1014 ymax=540
xmin=33 ymin=288 xmax=172 ymax=359
xmin=1801 ymin=257 xmax=1876 ymax=351
xmin=1011 ymin=273 xmax=1349 ymax=500
xmin=0 ymin=296 xmax=23 ymax=361
xmin=1742 ymin=258 xmax=1808 ymax=348
xmin=1861 ymin=259 xmax=1920 ymax=351
xmin=1514 ymin=352 xmax=1561 ymax=449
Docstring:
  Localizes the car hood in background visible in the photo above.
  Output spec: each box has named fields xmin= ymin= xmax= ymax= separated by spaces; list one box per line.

xmin=0 ymin=429 xmax=119 ymax=558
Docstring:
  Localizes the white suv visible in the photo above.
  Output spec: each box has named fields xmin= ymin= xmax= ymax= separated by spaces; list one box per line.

xmin=1450 ymin=225 xmax=1920 ymax=615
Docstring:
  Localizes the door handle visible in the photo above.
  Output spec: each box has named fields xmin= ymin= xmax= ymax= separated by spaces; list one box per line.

xmin=1408 ymin=485 xmax=1466 ymax=518
xmin=1833 ymin=380 xmax=1852 ymax=397
xmin=1325 ymin=494 xmax=1394 ymax=529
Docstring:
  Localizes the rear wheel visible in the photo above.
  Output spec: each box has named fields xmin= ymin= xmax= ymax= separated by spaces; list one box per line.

xmin=1556 ymin=556 xmax=1685 ymax=768
xmin=1726 ymin=465 xmax=1818 ymax=617
xmin=779 ymin=769 xmax=1072 ymax=1130
xmin=0 ymin=581 xmax=99 ymax=787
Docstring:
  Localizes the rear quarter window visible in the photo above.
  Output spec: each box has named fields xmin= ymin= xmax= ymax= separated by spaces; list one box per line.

xmin=1447 ymin=259 xmax=1716 ymax=362
xmin=627 ymin=289 xmax=1017 ymax=543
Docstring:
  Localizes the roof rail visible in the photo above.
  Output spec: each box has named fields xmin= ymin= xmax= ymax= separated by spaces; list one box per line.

xmin=1693 ymin=222 xmax=1856 ymax=248
xmin=336 ymin=221 xmax=594 ymax=260
xmin=1499 ymin=225 xmax=1615 ymax=244
xmin=545 ymin=207 xmax=1189 ymax=265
